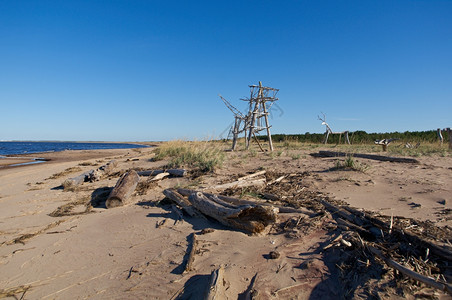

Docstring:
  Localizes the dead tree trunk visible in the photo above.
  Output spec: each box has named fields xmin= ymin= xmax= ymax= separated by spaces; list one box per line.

xmin=188 ymin=192 xmax=278 ymax=234
xmin=106 ymin=170 xmax=140 ymax=208
xmin=437 ymin=128 xmax=443 ymax=145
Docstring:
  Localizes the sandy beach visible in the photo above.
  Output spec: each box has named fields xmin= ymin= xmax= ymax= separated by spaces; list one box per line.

xmin=0 ymin=145 xmax=451 ymax=299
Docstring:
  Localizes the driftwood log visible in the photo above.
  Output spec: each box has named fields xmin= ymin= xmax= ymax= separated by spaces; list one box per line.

xmin=164 ymin=189 xmax=278 ymax=233
xmin=205 ymin=265 xmax=226 ymax=300
xmin=187 ymin=191 xmax=278 ymax=233
xmin=137 ymin=169 xmax=186 ymax=177
xmin=313 ymin=151 xmax=419 ymax=164
xmin=63 ymin=171 xmax=91 ymax=190
xmin=63 ymin=160 xmax=117 ymax=190
xmin=184 ymin=233 xmax=197 ymax=273
xmin=87 ymin=160 xmax=117 ymax=182
xmin=106 ymin=170 xmax=140 ymax=208
xmin=177 ymin=188 xmax=315 ymax=216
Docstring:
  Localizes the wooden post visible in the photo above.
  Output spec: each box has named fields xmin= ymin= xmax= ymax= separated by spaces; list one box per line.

xmin=448 ymin=128 xmax=452 ymax=150
xmin=323 ymin=131 xmax=330 ymax=144
xmin=246 ymin=94 xmax=260 ymax=150
xmin=344 ymin=131 xmax=350 ymax=144
xmin=437 ymin=128 xmax=443 ymax=145
xmin=260 ymin=82 xmax=274 ymax=151
xmin=231 ymin=116 xmax=240 ymax=151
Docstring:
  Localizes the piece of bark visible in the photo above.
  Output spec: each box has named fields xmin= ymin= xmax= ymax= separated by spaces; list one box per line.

xmin=368 ymin=245 xmax=452 ymax=295
xmin=178 ymin=188 xmax=315 ymax=216
xmin=163 ymin=189 xmax=199 ymax=217
xmin=188 ymin=192 xmax=278 ymax=234
xmin=184 ymin=233 xmax=197 ymax=273
xmin=106 ymin=170 xmax=140 ymax=208
xmin=313 ymin=151 xmax=419 ymax=163
xmin=205 ymin=178 xmax=266 ymax=191
xmin=205 ymin=265 xmax=226 ymax=300
xmin=151 ymin=172 xmax=170 ymax=181
xmin=137 ymin=169 xmax=186 ymax=177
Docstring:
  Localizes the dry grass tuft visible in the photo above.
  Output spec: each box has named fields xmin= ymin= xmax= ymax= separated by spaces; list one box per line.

xmin=48 ymin=196 xmax=92 ymax=217
xmin=154 ymin=140 xmax=225 ymax=172
xmin=47 ymin=167 xmax=82 ymax=180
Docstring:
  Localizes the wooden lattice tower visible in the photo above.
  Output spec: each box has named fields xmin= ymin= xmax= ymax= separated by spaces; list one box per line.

xmin=243 ymin=82 xmax=279 ymax=151
xmin=219 ymin=81 xmax=279 ymax=151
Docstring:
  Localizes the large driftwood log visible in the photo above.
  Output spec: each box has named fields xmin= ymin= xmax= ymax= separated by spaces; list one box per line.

xmin=368 ymin=245 xmax=452 ymax=295
xmin=106 ymin=170 xmax=140 ymax=208
xmin=205 ymin=265 xmax=226 ymax=300
xmin=137 ymin=169 xmax=186 ymax=177
xmin=177 ymin=188 xmax=315 ymax=216
xmin=313 ymin=151 xmax=419 ymax=164
xmin=188 ymin=192 xmax=278 ymax=234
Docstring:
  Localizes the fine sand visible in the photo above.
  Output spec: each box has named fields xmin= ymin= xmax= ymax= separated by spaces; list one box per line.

xmin=0 ymin=145 xmax=451 ymax=299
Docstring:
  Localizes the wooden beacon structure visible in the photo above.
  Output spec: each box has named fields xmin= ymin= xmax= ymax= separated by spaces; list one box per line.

xmin=220 ymin=81 xmax=279 ymax=152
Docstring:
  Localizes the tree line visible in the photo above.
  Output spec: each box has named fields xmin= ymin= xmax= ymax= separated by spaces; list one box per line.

xmin=256 ymin=130 xmax=448 ymax=144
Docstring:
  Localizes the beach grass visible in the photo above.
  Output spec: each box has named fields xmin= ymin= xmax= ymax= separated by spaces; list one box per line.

xmin=154 ymin=140 xmax=226 ymax=172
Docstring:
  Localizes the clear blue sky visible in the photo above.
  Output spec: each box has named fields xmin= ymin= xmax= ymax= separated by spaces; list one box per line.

xmin=1 ymin=1 xmax=451 ymax=141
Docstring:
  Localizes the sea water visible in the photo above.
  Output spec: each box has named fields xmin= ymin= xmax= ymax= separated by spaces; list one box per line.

xmin=0 ymin=141 xmax=148 ymax=156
